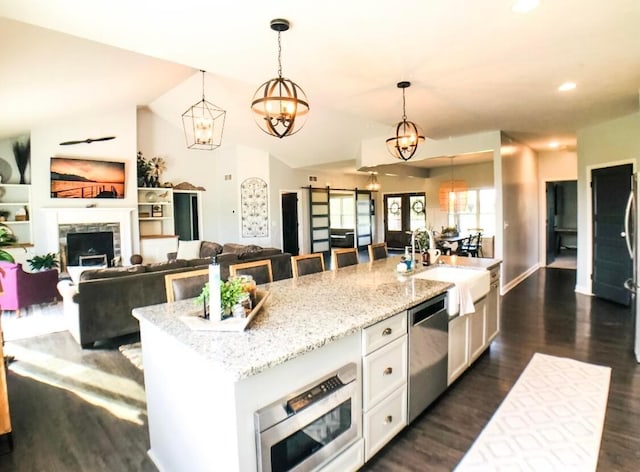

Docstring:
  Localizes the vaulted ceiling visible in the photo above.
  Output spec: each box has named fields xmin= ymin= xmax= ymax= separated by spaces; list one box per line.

xmin=1 ymin=1 xmax=639 ymax=171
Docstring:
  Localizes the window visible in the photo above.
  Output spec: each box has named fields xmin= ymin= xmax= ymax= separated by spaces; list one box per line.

xmin=448 ymin=188 xmax=495 ymax=235
xmin=329 ymin=193 xmax=355 ymax=229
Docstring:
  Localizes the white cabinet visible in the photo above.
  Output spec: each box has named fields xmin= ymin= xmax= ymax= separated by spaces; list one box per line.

xmin=469 ymin=296 xmax=487 ymax=362
xmin=0 ymin=184 xmax=32 ymax=244
xmin=361 ymin=312 xmax=407 ymax=461
xmin=485 ymin=266 xmax=500 ymax=343
xmin=447 ymin=264 xmax=501 ymax=385
xmin=447 ymin=314 xmax=469 ymax=385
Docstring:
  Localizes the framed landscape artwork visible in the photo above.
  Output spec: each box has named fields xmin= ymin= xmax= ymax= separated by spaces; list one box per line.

xmin=50 ymin=157 xmax=125 ymax=199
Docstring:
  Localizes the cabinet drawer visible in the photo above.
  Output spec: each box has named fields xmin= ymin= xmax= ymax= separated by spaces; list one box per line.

xmin=363 ymin=384 xmax=407 ymax=461
xmin=363 ymin=335 xmax=408 ymax=410
xmin=362 ymin=312 xmax=407 ymax=355
xmin=489 ymin=267 xmax=500 ymax=284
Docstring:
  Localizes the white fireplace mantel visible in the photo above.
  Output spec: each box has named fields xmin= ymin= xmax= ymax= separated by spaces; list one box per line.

xmin=43 ymin=207 xmax=136 ymax=264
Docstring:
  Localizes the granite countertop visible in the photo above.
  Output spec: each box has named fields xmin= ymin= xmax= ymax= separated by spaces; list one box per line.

xmin=436 ymin=255 xmax=502 ymax=270
xmin=132 ymin=255 xmax=501 ymax=381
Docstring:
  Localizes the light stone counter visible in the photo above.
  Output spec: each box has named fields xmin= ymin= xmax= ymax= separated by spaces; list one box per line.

xmin=132 ymin=255 xmax=462 ymax=381
xmin=436 ymin=254 xmax=502 ymax=270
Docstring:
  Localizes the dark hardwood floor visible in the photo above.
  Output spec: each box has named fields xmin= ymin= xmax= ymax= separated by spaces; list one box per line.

xmin=365 ymin=268 xmax=640 ymax=471
xmin=0 ymin=268 xmax=638 ymax=471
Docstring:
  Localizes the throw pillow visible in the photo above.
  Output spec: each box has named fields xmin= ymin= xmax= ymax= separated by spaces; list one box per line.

xmin=238 ymin=244 xmax=265 ymax=259
xmin=177 ymin=240 xmax=202 ymax=260
xmin=200 ymin=241 xmax=223 ymax=258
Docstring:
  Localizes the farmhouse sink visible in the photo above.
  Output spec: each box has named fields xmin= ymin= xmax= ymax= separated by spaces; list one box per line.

xmin=413 ymin=267 xmax=490 ymax=316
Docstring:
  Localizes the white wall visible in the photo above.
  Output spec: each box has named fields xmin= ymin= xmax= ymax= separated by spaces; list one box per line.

xmin=500 ymin=136 xmax=539 ymax=287
xmin=30 ymin=107 xmax=138 ymax=255
xmin=537 ymin=149 xmax=578 ymax=266
xmin=576 ymin=111 xmax=640 ymax=294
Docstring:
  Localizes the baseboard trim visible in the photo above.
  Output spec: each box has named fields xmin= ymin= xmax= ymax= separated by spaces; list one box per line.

xmin=501 ymin=263 xmax=540 ymax=295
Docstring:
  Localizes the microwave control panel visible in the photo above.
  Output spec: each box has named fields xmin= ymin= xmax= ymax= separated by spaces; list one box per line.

xmin=287 ymin=375 xmax=343 ymax=413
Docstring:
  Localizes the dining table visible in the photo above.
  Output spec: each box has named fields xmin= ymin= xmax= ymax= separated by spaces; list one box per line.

xmin=437 ymin=233 xmax=469 ymax=254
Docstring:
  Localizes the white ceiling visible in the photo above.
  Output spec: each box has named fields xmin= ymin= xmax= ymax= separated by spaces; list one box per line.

xmin=1 ymin=0 xmax=639 ymax=172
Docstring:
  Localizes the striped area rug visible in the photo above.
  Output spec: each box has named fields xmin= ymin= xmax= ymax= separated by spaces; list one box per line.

xmin=455 ymin=353 xmax=611 ymax=471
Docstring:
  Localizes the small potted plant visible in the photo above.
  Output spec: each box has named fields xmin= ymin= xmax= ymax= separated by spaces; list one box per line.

xmin=196 ymin=277 xmax=245 ymax=319
xmin=0 ymin=210 xmax=9 ymax=222
xmin=27 ymin=252 xmax=59 ymax=271
xmin=0 ymin=225 xmax=16 ymax=262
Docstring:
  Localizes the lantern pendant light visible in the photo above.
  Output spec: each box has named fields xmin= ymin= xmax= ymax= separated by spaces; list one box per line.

xmin=386 ymin=81 xmax=425 ymax=161
xmin=366 ymin=172 xmax=380 ymax=191
xmin=182 ymin=70 xmax=226 ymax=150
xmin=251 ymin=19 xmax=309 ymax=138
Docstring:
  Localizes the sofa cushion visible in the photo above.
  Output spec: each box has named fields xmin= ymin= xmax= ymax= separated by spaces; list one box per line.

xmin=144 ymin=259 xmax=189 ymax=272
xmin=237 ymin=244 xmax=267 ymax=259
xmin=222 ymin=243 xmax=249 ymax=255
xmin=186 ymin=257 xmax=212 ymax=267
xmin=177 ymin=240 xmax=202 ymax=260
xmin=200 ymin=241 xmax=223 ymax=258
xmin=242 ymin=247 xmax=281 ymax=259
xmin=79 ymin=265 xmax=147 ymax=281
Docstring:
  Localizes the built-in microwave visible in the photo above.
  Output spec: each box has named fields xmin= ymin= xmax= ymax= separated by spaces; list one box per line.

xmin=255 ymin=363 xmax=360 ymax=472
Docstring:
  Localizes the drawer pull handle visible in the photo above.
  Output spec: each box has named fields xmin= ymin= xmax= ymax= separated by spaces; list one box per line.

xmin=384 ymin=415 xmax=393 ymax=424
xmin=383 ymin=367 xmax=393 ymax=375
xmin=382 ymin=327 xmax=392 ymax=336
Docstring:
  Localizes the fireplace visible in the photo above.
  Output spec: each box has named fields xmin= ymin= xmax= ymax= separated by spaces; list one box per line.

xmin=67 ymin=231 xmax=115 ymax=267
xmin=43 ymin=207 xmax=135 ymax=270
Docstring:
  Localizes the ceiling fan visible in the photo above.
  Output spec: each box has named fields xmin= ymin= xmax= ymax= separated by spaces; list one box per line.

xmin=59 ymin=136 xmax=116 ymax=145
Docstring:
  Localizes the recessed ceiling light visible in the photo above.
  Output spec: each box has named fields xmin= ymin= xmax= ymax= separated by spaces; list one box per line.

xmin=549 ymin=141 xmax=560 ymax=148
xmin=512 ymin=0 xmax=540 ymax=13
xmin=558 ymin=82 xmax=576 ymax=92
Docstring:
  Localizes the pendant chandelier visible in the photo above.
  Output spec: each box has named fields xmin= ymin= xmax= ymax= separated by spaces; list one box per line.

xmin=366 ymin=172 xmax=380 ymax=191
xmin=386 ymin=81 xmax=425 ymax=161
xmin=251 ymin=19 xmax=309 ymax=138
xmin=182 ymin=70 xmax=226 ymax=150
xmin=438 ymin=157 xmax=467 ymax=212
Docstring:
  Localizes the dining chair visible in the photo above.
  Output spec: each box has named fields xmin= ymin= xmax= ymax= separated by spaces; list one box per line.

xmin=291 ymin=253 xmax=325 ymax=278
xmin=459 ymin=232 xmax=483 ymax=257
xmin=331 ymin=248 xmax=359 ymax=269
xmin=367 ymin=242 xmax=388 ymax=261
xmin=229 ymin=259 xmax=273 ymax=285
xmin=164 ymin=268 xmax=209 ymax=303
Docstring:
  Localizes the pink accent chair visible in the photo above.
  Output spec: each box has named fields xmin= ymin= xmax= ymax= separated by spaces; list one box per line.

xmin=0 ymin=262 xmax=60 ymax=315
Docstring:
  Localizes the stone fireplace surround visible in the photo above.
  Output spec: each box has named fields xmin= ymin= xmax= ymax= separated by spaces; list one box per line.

xmin=43 ymin=208 xmax=135 ymax=269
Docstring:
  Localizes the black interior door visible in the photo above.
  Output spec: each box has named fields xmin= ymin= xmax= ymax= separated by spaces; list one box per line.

xmin=592 ymin=164 xmax=632 ymax=305
xmin=281 ymin=192 xmax=299 ymax=255
xmin=546 ymin=182 xmax=556 ymax=265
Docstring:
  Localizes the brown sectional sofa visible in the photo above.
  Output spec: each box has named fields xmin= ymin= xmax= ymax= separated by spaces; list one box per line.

xmin=58 ymin=242 xmax=292 ymax=348
xmin=167 ymin=241 xmax=293 ymax=282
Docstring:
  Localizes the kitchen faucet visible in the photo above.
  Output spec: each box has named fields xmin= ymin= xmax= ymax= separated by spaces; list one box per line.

xmin=410 ymin=227 xmax=434 ymax=264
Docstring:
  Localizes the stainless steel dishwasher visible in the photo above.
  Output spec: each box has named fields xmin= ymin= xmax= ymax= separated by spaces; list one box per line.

xmin=407 ymin=292 xmax=449 ymax=423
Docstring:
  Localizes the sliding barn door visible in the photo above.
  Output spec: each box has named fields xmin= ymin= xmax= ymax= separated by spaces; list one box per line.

xmin=309 ymin=187 xmax=330 ymax=253
xmin=355 ymin=190 xmax=373 ymax=250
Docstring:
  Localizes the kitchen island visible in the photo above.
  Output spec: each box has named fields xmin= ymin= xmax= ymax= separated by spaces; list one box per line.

xmin=132 ymin=255 xmax=499 ymax=471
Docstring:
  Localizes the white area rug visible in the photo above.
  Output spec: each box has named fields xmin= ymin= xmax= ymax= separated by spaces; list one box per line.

xmin=1 ymin=302 xmax=67 ymax=341
xmin=455 ymin=353 xmax=611 ymax=471
xmin=118 ymin=342 xmax=143 ymax=370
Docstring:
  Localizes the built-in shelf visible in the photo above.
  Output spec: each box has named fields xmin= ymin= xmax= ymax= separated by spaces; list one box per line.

xmin=0 ymin=184 xmax=32 ymax=244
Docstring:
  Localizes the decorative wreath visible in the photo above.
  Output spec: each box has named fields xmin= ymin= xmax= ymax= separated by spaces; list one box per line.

xmin=412 ymin=200 xmax=425 ymax=214
xmin=389 ymin=201 xmax=401 ymax=215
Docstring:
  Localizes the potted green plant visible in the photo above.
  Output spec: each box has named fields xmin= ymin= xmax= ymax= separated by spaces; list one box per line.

xmin=196 ymin=277 xmax=245 ymax=319
xmin=27 ymin=252 xmax=59 ymax=271
xmin=0 ymin=224 xmax=16 ymax=262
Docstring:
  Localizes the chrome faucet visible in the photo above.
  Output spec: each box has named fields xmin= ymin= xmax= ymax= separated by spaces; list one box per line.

xmin=411 ymin=227 xmax=434 ymax=263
